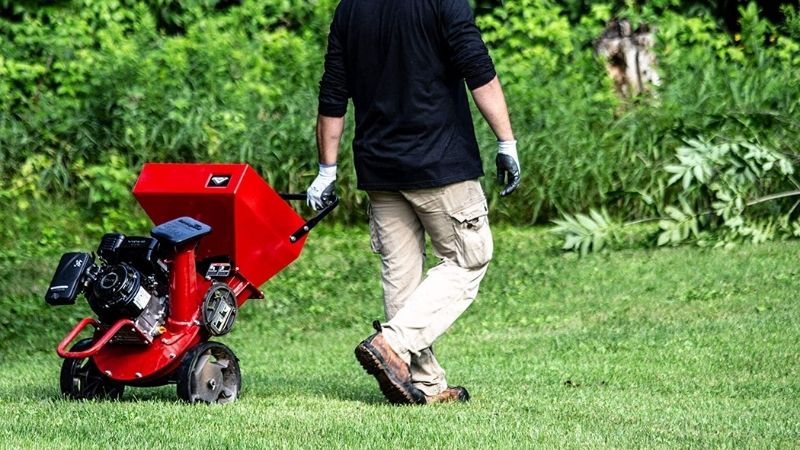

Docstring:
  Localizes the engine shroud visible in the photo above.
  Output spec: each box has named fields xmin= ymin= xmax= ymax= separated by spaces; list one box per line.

xmin=88 ymin=263 xmax=149 ymax=322
xmin=74 ymin=235 xmax=170 ymax=345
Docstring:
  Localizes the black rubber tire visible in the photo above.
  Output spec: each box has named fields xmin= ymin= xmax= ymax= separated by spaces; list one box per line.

xmin=60 ymin=338 xmax=125 ymax=400
xmin=176 ymin=341 xmax=241 ymax=404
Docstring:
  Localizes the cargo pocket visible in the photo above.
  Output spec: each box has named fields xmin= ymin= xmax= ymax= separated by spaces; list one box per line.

xmin=449 ymin=200 xmax=493 ymax=269
xmin=368 ymin=204 xmax=382 ymax=254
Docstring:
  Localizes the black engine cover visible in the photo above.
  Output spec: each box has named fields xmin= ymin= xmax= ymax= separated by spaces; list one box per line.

xmin=86 ymin=263 xmax=150 ymax=322
xmin=45 ymin=253 xmax=94 ymax=305
xmin=98 ymin=234 xmax=160 ymax=274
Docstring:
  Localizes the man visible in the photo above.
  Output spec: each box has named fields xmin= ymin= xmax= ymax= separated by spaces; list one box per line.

xmin=306 ymin=0 xmax=520 ymax=405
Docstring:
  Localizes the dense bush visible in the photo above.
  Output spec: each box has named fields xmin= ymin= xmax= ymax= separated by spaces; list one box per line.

xmin=1 ymin=0 xmax=341 ymax=197
xmin=545 ymin=3 xmax=800 ymax=251
xmin=1 ymin=0 xmax=799 ymax=233
xmin=479 ymin=1 xmax=799 ymax=224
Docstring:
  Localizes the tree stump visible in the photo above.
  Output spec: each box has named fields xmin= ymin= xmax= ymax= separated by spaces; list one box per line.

xmin=594 ymin=19 xmax=661 ymax=99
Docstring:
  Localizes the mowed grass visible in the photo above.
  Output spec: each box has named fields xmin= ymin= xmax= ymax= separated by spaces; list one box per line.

xmin=0 ymin=226 xmax=798 ymax=449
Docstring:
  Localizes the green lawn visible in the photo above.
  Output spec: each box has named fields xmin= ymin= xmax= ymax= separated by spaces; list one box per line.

xmin=0 ymin=226 xmax=798 ymax=448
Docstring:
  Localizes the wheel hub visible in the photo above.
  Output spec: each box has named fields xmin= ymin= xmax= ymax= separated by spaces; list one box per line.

xmin=178 ymin=342 xmax=240 ymax=404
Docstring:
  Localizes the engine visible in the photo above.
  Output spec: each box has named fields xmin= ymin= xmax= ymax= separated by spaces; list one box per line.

xmin=46 ymin=233 xmax=169 ymax=344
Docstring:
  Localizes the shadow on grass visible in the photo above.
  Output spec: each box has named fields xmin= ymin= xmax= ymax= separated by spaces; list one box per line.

xmin=5 ymin=371 xmax=384 ymax=405
xmin=244 ymin=371 xmax=385 ymax=404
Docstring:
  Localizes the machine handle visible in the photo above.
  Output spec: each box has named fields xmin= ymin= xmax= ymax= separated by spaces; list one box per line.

xmin=279 ymin=193 xmax=339 ymax=243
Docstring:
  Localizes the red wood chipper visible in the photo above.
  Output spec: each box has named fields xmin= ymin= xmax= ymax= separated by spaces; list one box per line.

xmin=44 ymin=163 xmax=337 ymax=404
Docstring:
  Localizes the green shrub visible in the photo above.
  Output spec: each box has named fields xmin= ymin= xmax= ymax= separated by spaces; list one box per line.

xmin=479 ymin=1 xmax=799 ymax=226
xmin=0 ymin=0 xmax=364 ymax=221
xmin=1 ymin=0 xmax=798 ymax=233
xmin=554 ymin=138 xmax=800 ymax=254
xmin=550 ymin=2 xmax=800 ymax=252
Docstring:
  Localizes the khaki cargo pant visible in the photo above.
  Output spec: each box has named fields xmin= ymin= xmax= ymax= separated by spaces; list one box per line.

xmin=367 ymin=179 xmax=492 ymax=396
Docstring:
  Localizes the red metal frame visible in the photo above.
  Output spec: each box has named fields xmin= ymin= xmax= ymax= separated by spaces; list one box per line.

xmin=56 ymin=318 xmax=135 ymax=359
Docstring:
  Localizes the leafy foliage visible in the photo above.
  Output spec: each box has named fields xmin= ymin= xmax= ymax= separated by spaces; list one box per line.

xmin=0 ymin=0 xmax=347 ymax=217
xmin=1 ymin=1 xmax=799 ymax=232
xmin=477 ymin=1 xmax=800 ymax=226
xmin=554 ymin=137 xmax=800 ymax=252
xmin=552 ymin=208 xmax=619 ymax=255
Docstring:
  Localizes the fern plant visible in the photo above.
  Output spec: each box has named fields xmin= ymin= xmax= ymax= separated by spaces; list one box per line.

xmin=552 ymin=208 xmax=619 ymax=255
xmin=554 ymin=137 xmax=800 ymax=254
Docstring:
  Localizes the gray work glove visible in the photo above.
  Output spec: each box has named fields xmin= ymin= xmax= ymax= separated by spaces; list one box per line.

xmin=496 ymin=140 xmax=521 ymax=196
xmin=307 ymin=164 xmax=337 ymax=210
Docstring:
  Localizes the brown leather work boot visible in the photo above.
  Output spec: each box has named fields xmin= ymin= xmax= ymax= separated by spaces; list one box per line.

xmin=355 ymin=321 xmax=425 ymax=405
xmin=424 ymin=386 xmax=470 ymax=404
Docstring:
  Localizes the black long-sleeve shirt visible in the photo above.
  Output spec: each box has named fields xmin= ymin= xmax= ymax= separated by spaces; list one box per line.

xmin=318 ymin=0 xmax=496 ymax=190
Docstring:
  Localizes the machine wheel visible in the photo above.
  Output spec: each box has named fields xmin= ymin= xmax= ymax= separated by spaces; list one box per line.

xmin=176 ymin=341 xmax=241 ymax=404
xmin=60 ymin=338 xmax=125 ymax=400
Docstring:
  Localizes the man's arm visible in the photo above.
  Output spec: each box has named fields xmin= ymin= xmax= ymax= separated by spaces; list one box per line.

xmin=442 ymin=0 xmax=520 ymax=196
xmin=470 ymin=75 xmax=514 ymax=142
xmin=318 ymin=3 xmax=348 ymax=118
xmin=316 ymin=114 xmax=344 ymax=166
xmin=471 ymin=76 xmax=520 ymax=196
xmin=306 ymin=114 xmax=344 ymax=210
xmin=309 ymin=5 xmax=348 ymax=210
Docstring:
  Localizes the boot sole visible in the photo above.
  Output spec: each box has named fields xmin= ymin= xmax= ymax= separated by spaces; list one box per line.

xmin=355 ymin=342 xmax=423 ymax=405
